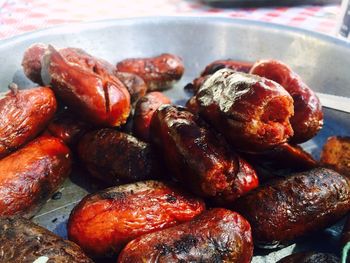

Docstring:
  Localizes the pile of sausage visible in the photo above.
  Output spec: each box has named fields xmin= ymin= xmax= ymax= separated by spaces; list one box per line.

xmin=0 ymin=43 xmax=349 ymax=263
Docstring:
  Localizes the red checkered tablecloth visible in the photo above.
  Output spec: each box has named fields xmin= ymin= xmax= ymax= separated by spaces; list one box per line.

xmin=0 ymin=0 xmax=341 ymax=40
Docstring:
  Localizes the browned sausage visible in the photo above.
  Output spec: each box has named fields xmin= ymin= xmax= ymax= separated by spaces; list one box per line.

xmin=118 ymin=208 xmax=253 ymax=263
xmin=0 ymin=85 xmax=57 ymax=159
xmin=21 ymin=43 xmax=47 ymax=85
xmin=201 ymin=59 xmax=253 ymax=76
xmin=0 ymin=216 xmax=93 ymax=263
xmin=250 ymin=60 xmax=323 ymax=143
xmin=321 ymin=136 xmax=350 ymax=177
xmin=190 ymin=69 xmax=294 ymax=152
xmin=133 ymin=91 xmax=171 ymax=141
xmin=116 ymin=53 xmax=184 ymax=91
xmin=277 ymin=252 xmax=339 ymax=263
xmin=234 ymin=168 xmax=350 ymax=247
xmin=0 ymin=135 xmax=72 ymax=217
xmin=68 ymin=180 xmax=205 ymax=258
xmin=114 ymin=72 xmax=147 ymax=104
xmin=77 ymin=128 xmax=163 ymax=186
xmin=150 ymin=105 xmax=258 ymax=204
xmin=41 ymin=46 xmax=130 ymax=127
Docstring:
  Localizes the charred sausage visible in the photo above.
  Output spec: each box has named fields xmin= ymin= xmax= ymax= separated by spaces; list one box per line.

xmin=189 ymin=69 xmax=294 ymax=152
xmin=277 ymin=252 xmax=339 ymax=263
xmin=0 ymin=85 xmax=57 ymax=159
xmin=68 ymin=180 xmax=205 ymax=258
xmin=133 ymin=91 xmax=171 ymax=141
xmin=41 ymin=46 xmax=130 ymax=127
xmin=321 ymin=136 xmax=350 ymax=177
xmin=150 ymin=105 xmax=258 ymax=204
xmin=0 ymin=135 xmax=72 ymax=217
xmin=0 ymin=216 xmax=93 ymax=263
xmin=234 ymin=168 xmax=350 ymax=247
xmin=201 ymin=59 xmax=253 ymax=76
xmin=116 ymin=53 xmax=184 ymax=91
xmin=77 ymin=128 xmax=163 ymax=185
xmin=118 ymin=208 xmax=253 ymax=263
xmin=250 ymin=59 xmax=323 ymax=143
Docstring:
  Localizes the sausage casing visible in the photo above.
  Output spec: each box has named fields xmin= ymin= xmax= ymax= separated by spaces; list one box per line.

xmin=234 ymin=168 xmax=350 ymax=246
xmin=250 ymin=59 xmax=323 ymax=143
xmin=0 ymin=216 xmax=93 ymax=263
xmin=191 ymin=69 xmax=294 ymax=152
xmin=118 ymin=208 xmax=253 ymax=263
xmin=0 ymin=86 xmax=57 ymax=159
xmin=0 ymin=135 xmax=72 ymax=217
xmin=201 ymin=59 xmax=253 ymax=76
xmin=277 ymin=252 xmax=339 ymax=263
xmin=116 ymin=53 xmax=184 ymax=91
xmin=68 ymin=180 xmax=205 ymax=257
xmin=77 ymin=128 xmax=163 ymax=185
xmin=150 ymin=105 xmax=258 ymax=203
xmin=133 ymin=91 xmax=171 ymax=141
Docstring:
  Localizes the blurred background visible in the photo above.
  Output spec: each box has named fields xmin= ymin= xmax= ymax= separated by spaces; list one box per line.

xmin=0 ymin=0 xmax=345 ymax=39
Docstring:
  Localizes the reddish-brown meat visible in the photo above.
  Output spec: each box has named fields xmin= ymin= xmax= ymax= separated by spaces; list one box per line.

xmin=190 ymin=69 xmax=294 ymax=152
xmin=78 ymin=129 xmax=163 ymax=186
xmin=0 ymin=85 xmax=57 ymax=159
xmin=116 ymin=53 xmax=184 ymax=91
xmin=68 ymin=180 xmax=205 ymax=258
xmin=41 ymin=46 xmax=130 ymax=127
xmin=321 ymin=136 xmax=350 ymax=177
xmin=250 ymin=59 xmax=323 ymax=143
xmin=151 ymin=105 xmax=258 ymax=204
xmin=21 ymin=43 xmax=47 ymax=85
xmin=114 ymin=72 xmax=147 ymax=104
xmin=118 ymin=208 xmax=253 ymax=263
xmin=0 ymin=217 xmax=93 ymax=263
xmin=277 ymin=252 xmax=339 ymax=263
xmin=201 ymin=59 xmax=253 ymax=76
xmin=234 ymin=168 xmax=350 ymax=246
xmin=0 ymin=135 xmax=72 ymax=217
xmin=133 ymin=91 xmax=171 ymax=141
xmin=47 ymin=109 xmax=91 ymax=146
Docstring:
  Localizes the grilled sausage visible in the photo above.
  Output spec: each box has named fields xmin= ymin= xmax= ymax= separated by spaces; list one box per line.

xmin=118 ymin=208 xmax=253 ymax=263
xmin=77 ymin=128 xmax=163 ymax=186
xmin=22 ymin=43 xmax=47 ymax=85
xmin=41 ymin=46 xmax=131 ymax=126
xmin=189 ymin=69 xmax=294 ymax=152
xmin=68 ymin=180 xmax=205 ymax=258
xmin=47 ymin=109 xmax=91 ymax=147
xmin=0 ymin=216 xmax=93 ymax=263
xmin=277 ymin=252 xmax=339 ymax=263
xmin=321 ymin=136 xmax=350 ymax=177
xmin=116 ymin=53 xmax=184 ymax=91
xmin=234 ymin=168 xmax=350 ymax=247
xmin=133 ymin=91 xmax=171 ymax=141
xmin=201 ymin=59 xmax=253 ymax=76
xmin=0 ymin=85 xmax=57 ymax=159
xmin=250 ymin=59 xmax=323 ymax=143
xmin=114 ymin=72 xmax=147 ymax=104
xmin=150 ymin=105 xmax=258 ymax=204
xmin=0 ymin=135 xmax=72 ymax=217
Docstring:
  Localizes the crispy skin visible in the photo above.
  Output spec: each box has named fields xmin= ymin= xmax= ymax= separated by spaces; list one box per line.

xmin=68 ymin=180 xmax=205 ymax=258
xmin=47 ymin=109 xmax=91 ymax=146
xmin=201 ymin=59 xmax=253 ymax=76
xmin=0 ymin=136 xmax=72 ymax=217
xmin=133 ymin=91 xmax=171 ymax=141
xmin=234 ymin=168 xmax=350 ymax=246
xmin=0 ymin=86 xmax=57 ymax=159
xmin=243 ymin=143 xmax=317 ymax=181
xmin=115 ymin=72 xmax=147 ymax=104
xmin=116 ymin=53 xmax=184 ymax=91
xmin=78 ymin=128 xmax=163 ymax=185
xmin=191 ymin=69 xmax=294 ymax=152
xmin=321 ymin=136 xmax=350 ymax=177
xmin=118 ymin=208 xmax=253 ymax=263
xmin=150 ymin=105 xmax=258 ymax=203
xmin=0 ymin=217 xmax=93 ymax=263
xmin=277 ymin=252 xmax=339 ymax=263
xmin=250 ymin=60 xmax=323 ymax=143
xmin=41 ymin=46 xmax=130 ymax=127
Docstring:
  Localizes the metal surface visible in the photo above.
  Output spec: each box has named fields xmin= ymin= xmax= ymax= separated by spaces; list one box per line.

xmin=317 ymin=92 xmax=350 ymax=113
xmin=0 ymin=17 xmax=349 ymax=262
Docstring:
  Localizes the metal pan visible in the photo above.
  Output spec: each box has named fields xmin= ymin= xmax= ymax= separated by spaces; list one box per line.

xmin=0 ymin=17 xmax=349 ymax=262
